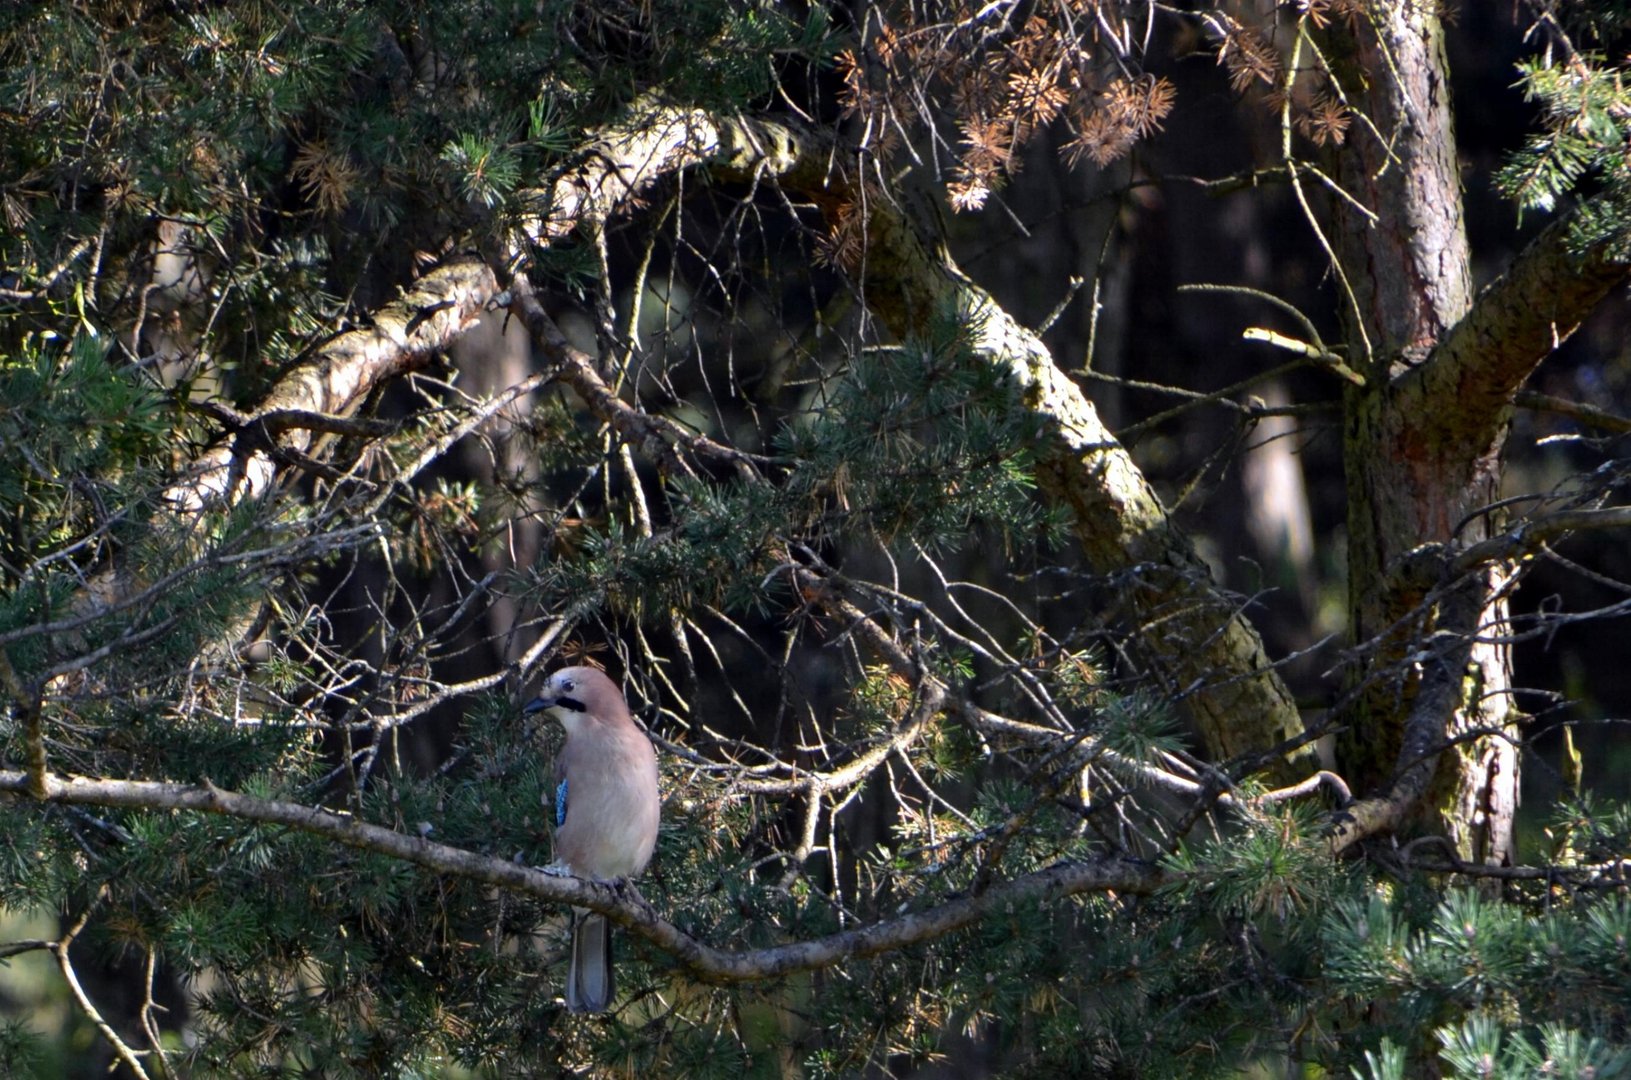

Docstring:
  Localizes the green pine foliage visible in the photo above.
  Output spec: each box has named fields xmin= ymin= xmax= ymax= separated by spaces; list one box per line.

xmin=526 ymin=322 xmax=1055 ymax=624
xmin=1494 ymin=18 xmax=1631 ymax=254
xmin=3 ymin=1 xmax=1631 ymax=1077
xmin=1332 ymin=890 xmax=1631 ymax=1079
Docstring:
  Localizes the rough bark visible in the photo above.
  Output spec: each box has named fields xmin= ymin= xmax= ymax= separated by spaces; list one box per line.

xmin=847 ymin=199 xmax=1314 ymax=779
xmin=1325 ymin=5 xmax=1631 ymax=862
xmin=168 ymin=258 xmax=497 ymax=512
xmin=1327 ymin=3 xmax=1508 ymax=863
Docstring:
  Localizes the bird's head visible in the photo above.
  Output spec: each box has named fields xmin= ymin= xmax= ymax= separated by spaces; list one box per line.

xmin=522 ymin=666 xmax=624 ymax=733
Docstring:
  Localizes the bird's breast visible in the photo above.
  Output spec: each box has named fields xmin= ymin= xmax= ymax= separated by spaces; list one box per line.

xmin=553 ymin=729 xmax=660 ymax=881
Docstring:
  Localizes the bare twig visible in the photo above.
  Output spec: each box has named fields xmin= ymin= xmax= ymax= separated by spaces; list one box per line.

xmin=55 ymin=891 xmax=153 ymax=1080
xmin=1516 ymin=390 xmax=1631 ymax=434
xmin=507 ymin=277 xmax=766 ymax=477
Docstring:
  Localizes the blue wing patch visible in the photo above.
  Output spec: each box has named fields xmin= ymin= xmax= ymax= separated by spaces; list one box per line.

xmin=555 ymin=778 xmax=569 ymax=827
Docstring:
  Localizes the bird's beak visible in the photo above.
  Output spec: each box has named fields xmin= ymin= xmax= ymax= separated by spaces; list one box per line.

xmin=523 ymin=693 xmax=587 ymax=716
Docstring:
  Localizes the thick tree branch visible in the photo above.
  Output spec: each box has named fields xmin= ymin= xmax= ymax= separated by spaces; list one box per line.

xmin=169 ymin=100 xmax=800 ymax=520
xmin=531 ymin=101 xmax=1312 ymax=779
xmin=0 ymin=770 xmax=1167 ymax=983
xmin=168 ymin=257 xmax=497 ymax=512
xmin=847 ymin=193 xmax=1311 ymax=778
xmin=1418 ymin=197 xmax=1631 ymax=460
xmin=521 ymin=96 xmax=827 ymax=247
xmin=169 ymin=101 xmax=776 ymax=519
xmin=1328 ymin=575 xmax=1485 ymax=853
xmin=52 ymin=258 xmax=500 ymax=652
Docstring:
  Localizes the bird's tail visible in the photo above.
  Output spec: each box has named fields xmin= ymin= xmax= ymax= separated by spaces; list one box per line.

xmin=567 ymin=909 xmax=614 ymax=1013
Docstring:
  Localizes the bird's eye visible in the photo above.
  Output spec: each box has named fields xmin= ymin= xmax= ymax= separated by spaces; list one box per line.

xmin=560 ymin=678 xmax=575 ymax=692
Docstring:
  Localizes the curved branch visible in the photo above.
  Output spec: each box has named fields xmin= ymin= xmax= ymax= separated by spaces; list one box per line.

xmin=169 ymin=258 xmax=498 ymax=512
xmin=524 ymin=101 xmax=1312 ymax=779
xmin=56 ymin=890 xmax=153 ymax=1080
xmin=0 ymin=769 xmax=1168 ymax=983
xmin=1413 ymin=194 xmax=1631 ymax=462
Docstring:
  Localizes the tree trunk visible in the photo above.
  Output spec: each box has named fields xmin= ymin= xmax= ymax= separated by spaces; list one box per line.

xmin=1328 ymin=4 xmax=1512 ymax=863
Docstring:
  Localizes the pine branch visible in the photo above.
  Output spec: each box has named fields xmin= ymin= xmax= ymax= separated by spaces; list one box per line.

xmin=534 ymin=101 xmax=1312 ymax=779
xmin=55 ymin=890 xmax=152 ymax=1080
xmin=1415 ymin=193 xmax=1631 ymax=464
xmin=168 ymin=257 xmax=498 ymax=513
xmin=192 ymin=401 xmax=400 ymax=441
xmin=0 ymin=236 xmax=96 ymax=301
xmin=520 ymin=95 xmax=827 ymax=250
xmin=0 ymin=769 xmax=1168 ymax=983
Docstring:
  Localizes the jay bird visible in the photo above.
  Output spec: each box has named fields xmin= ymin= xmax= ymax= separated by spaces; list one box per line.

xmin=522 ymin=666 xmax=660 ymax=1014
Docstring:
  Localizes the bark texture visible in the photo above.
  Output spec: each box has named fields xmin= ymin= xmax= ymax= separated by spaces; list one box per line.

xmin=169 ymin=258 xmax=497 ymax=512
xmin=1326 ymin=5 xmax=1631 ymax=862
xmin=850 ymin=202 xmax=1314 ymax=778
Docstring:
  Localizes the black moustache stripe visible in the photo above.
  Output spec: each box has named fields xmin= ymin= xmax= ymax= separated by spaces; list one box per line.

xmin=554 ymin=695 xmax=587 ymax=713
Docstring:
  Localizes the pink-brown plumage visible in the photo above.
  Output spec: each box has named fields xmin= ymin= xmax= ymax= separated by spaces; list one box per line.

xmin=523 ymin=665 xmax=660 ymax=1013
xmin=548 ymin=668 xmax=660 ymax=880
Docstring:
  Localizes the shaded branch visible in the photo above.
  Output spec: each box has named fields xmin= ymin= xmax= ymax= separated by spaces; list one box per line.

xmin=734 ymin=116 xmax=1319 ymax=777
xmin=1516 ymin=390 xmax=1631 ymax=435
xmin=1452 ymin=507 xmax=1631 ymax=574
xmin=168 ymin=257 xmax=497 ymax=512
xmin=1389 ymin=508 xmax=1631 ymax=593
xmin=192 ymin=400 xmax=400 ymax=441
xmin=517 ymin=98 xmax=1314 ymax=775
xmin=1392 ymin=835 xmax=1631 ymax=887
xmin=0 ymin=769 xmax=1167 ymax=983
xmin=506 ymin=277 xmax=764 ymax=476
xmin=56 ymin=889 xmax=152 ymax=1080
xmin=0 ymin=646 xmax=45 ymax=798
xmin=1328 ymin=576 xmax=1486 ymax=853
xmin=0 ymin=939 xmax=55 ymax=960
xmin=785 ymin=562 xmax=1310 ymax=812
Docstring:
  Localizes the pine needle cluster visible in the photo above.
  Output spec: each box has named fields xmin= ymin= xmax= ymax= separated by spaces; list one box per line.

xmin=3 ymin=2 xmax=1631 ymax=1077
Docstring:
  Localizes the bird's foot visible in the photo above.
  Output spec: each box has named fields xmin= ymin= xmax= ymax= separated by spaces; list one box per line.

xmin=535 ymin=861 xmax=574 ymax=878
xmin=611 ymin=877 xmax=653 ymax=914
